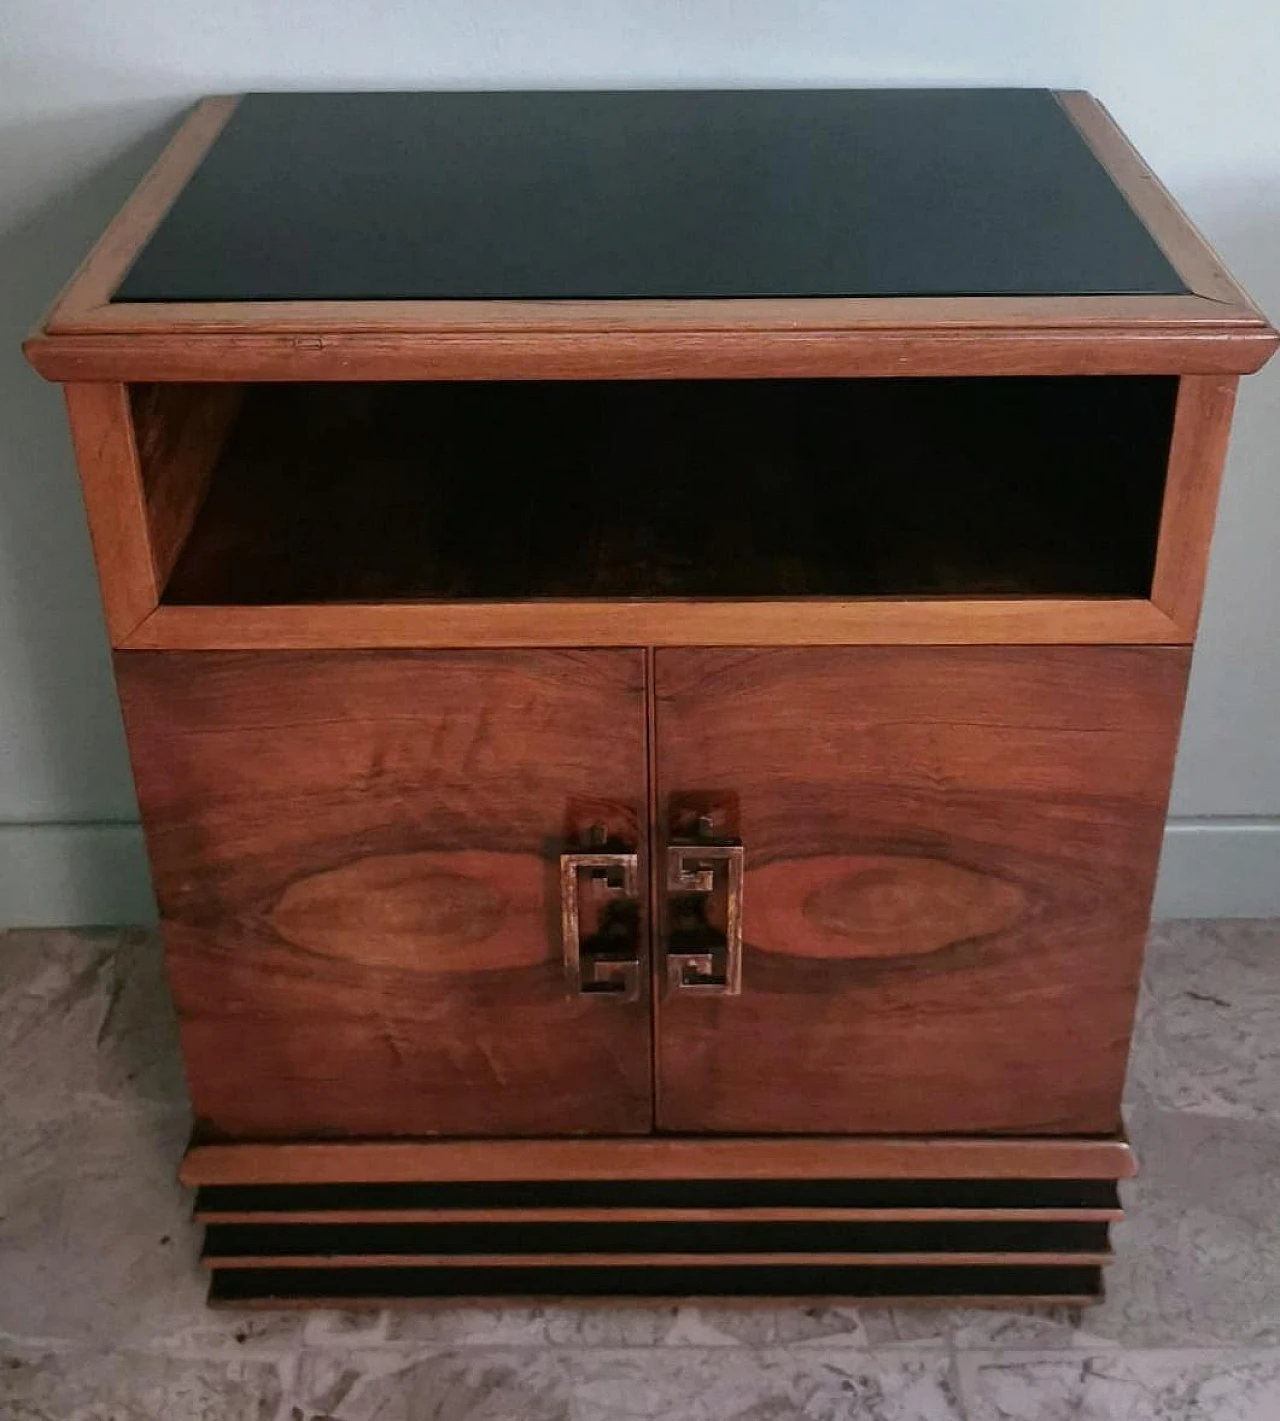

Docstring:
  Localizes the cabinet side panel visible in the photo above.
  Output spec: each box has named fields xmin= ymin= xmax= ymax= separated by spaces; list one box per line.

xmin=116 ymin=649 xmax=652 ymax=1139
xmin=653 ymin=646 xmax=1189 ymax=1135
xmin=63 ymin=383 xmax=158 ymax=641
xmin=1150 ymin=374 xmax=1240 ymax=635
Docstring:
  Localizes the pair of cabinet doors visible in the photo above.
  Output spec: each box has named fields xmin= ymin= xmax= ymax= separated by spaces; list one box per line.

xmin=118 ymin=644 xmax=1186 ymax=1143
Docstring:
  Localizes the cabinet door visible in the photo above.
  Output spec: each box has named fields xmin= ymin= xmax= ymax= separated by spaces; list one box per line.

xmin=653 ymin=647 xmax=1188 ymax=1135
xmin=117 ymin=650 xmax=651 ymax=1139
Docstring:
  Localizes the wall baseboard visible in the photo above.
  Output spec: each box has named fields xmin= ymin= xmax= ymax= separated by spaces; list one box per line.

xmin=0 ymin=822 xmax=155 ymax=928
xmin=1154 ymin=817 xmax=1280 ymax=919
xmin=2 ymin=818 xmax=1278 ymax=929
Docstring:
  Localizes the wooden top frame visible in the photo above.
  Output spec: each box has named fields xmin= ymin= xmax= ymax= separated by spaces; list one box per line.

xmin=24 ymin=91 xmax=1278 ymax=383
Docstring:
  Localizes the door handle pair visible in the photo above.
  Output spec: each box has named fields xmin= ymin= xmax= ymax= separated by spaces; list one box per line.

xmin=561 ymin=820 xmax=744 ymax=1000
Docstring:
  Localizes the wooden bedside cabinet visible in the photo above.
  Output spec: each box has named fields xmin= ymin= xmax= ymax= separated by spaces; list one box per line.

xmin=26 ymin=88 xmax=1276 ymax=1308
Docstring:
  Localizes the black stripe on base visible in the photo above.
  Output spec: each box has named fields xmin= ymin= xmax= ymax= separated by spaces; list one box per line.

xmin=209 ymin=1262 xmax=1106 ymax=1304
xmin=197 ymin=1178 xmax=1121 ymax=1214
xmin=202 ymin=1218 xmax=1111 ymax=1261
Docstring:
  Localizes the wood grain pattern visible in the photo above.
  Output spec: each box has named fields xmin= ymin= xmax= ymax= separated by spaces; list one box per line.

xmin=129 ymin=383 xmax=244 ymax=586
xmin=61 ymin=383 xmax=158 ymax=641
xmin=267 ymin=850 xmax=544 ymax=972
xmin=1151 ymin=374 xmax=1241 ymax=634
xmin=749 ymin=855 xmax=1026 ymax=960
xmin=653 ymin=646 xmax=1189 ymax=1135
xmin=179 ymin=1136 xmax=1138 ymax=1186
xmin=116 ymin=649 xmax=652 ymax=1139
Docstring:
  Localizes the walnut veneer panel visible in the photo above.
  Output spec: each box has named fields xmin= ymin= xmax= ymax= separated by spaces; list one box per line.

xmin=116 ymin=649 xmax=651 ymax=1139
xmin=653 ymin=646 xmax=1189 ymax=1135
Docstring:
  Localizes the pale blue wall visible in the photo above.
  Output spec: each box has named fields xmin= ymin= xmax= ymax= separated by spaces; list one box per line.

xmin=1 ymin=1 xmax=1278 ymax=921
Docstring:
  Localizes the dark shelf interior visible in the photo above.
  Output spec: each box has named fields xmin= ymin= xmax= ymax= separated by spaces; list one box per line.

xmin=159 ymin=376 xmax=1177 ymax=606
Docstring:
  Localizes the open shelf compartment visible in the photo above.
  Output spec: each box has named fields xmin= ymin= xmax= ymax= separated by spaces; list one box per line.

xmin=133 ymin=376 xmax=1178 ymax=607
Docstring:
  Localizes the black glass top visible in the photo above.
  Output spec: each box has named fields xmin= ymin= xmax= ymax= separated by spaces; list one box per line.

xmin=114 ymin=89 xmax=1185 ymax=304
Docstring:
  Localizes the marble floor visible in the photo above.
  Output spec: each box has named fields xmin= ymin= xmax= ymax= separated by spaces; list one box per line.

xmin=0 ymin=921 xmax=1278 ymax=1420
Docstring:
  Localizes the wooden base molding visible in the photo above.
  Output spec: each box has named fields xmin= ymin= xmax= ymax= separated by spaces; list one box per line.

xmin=180 ymin=1136 xmax=1137 ymax=1187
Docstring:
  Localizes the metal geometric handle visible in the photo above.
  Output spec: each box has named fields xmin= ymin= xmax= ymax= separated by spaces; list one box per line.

xmin=665 ymin=828 xmax=744 ymax=996
xmin=560 ymin=828 xmax=641 ymax=1002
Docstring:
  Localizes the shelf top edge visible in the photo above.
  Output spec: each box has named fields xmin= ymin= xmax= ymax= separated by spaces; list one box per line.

xmin=25 ymin=315 xmax=1278 ymax=382
xmin=115 ymin=599 xmax=1195 ymax=653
